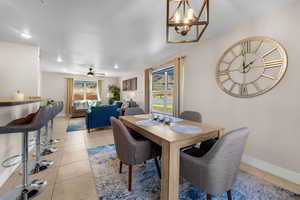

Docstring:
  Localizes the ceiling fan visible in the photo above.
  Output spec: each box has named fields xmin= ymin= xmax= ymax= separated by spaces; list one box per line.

xmin=79 ymin=64 xmax=106 ymax=77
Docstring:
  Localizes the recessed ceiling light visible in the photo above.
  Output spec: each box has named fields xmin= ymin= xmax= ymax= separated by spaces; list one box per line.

xmin=21 ymin=32 xmax=32 ymax=39
xmin=114 ymin=64 xmax=119 ymax=69
xmin=57 ymin=56 xmax=63 ymax=63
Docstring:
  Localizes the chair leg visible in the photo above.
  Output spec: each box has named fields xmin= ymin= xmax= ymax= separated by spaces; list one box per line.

xmin=128 ymin=165 xmax=132 ymax=191
xmin=154 ymin=158 xmax=161 ymax=179
xmin=227 ymin=190 xmax=232 ymax=200
xmin=207 ymin=194 xmax=212 ymax=200
xmin=119 ymin=161 xmax=123 ymax=174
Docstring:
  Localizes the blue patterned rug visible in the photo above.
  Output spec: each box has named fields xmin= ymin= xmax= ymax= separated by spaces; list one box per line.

xmin=87 ymin=144 xmax=298 ymax=200
xmin=66 ymin=118 xmax=86 ymax=132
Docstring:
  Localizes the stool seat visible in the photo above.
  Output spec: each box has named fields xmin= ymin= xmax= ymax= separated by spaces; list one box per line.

xmin=0 ymin=107 xmax=48 ymax=134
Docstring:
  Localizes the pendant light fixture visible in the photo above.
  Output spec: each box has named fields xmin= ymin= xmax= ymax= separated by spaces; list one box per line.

xmin=167 ymin=0 xmax=209 ymax=43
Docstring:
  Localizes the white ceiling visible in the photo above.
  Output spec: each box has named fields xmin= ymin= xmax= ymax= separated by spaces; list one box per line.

xmin=0 ymin=0 xmax=297 ymax=77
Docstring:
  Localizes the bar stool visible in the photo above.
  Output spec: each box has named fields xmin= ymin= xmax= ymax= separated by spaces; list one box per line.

xmin=49 ymin=102 xmax=63 ymax=145
xmin=40 ymin=104 xmax=57 ymax=156
xmin=29 ymin=106 xmax=54 ymax=174
xmin=0 ymin=106 xmax=50 ymax=200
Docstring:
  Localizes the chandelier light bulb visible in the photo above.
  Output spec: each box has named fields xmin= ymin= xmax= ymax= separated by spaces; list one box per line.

xmin=187 ymin=8 xmax=195 ymax=20
xmin=183 ymin=17 xmax=190 ymax=24
xmin=174 ymin=10 xmax=181 ymax=23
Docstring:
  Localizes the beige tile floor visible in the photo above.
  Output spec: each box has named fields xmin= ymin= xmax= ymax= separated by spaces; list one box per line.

xmin=0 ymin=117 xmax=113 ymax=200
xmin=0 ymin=117 xmax=299 ymax=200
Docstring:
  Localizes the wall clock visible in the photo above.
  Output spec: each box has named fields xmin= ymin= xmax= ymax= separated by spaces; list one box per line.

xmin=216 ymin=36 xmax=288 ymax=98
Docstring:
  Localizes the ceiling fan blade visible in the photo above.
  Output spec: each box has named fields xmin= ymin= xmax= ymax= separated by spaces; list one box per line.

xmin=95 ymin=73 xmax=106 ymax=77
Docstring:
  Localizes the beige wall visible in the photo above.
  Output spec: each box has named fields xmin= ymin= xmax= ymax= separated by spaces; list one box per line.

xmin=120 ymin=70 xmax=145 ymax=109
xmin=181 ymin=2 xmax=300 ymax=175
xmin=41 ymin=72 xmax=119 ymax=114
xmin=0 ymin=41 xmax=41 ymax=186
xmin=0 ymin=41 xmax=40 ymax=98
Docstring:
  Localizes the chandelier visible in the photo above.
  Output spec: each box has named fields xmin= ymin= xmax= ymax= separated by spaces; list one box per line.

xmin=167 ymin=0 xmax=209 ymax=43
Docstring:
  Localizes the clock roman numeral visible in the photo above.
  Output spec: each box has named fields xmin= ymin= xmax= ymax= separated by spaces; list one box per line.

xmin=221 ymin=77 xmax=230 ymax=84
xmin=261 ymin=74 xmax=275 ymax=80
xmin=261 ymin=48 xmax=277 ymax=58
xmin=221 ymin=61 xmax=230 ymax=65
xmin=217 ymin=70 xmax=229 ymax=76
xmin=264 ymin=59 xmax=283 ymax=68
xmin=239 ymin=84 xmax=248 ymax=96
xmin=241 ymin=40 xmax=251 ymax=54
xmin=254 ymin=41 xmax=263 ymax=54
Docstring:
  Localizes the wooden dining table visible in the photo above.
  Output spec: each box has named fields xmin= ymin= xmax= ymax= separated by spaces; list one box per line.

xmin=120 ymin=114 xmax=225 ymax=200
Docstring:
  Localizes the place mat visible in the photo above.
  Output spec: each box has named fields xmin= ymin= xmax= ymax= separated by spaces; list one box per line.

xmin=133 ymin=115 xmax=149 ymax=119
xmin=170 ymin=125 xmax=202 ymax=134
xmin=135 ymin=120 xmax=160 ymax=126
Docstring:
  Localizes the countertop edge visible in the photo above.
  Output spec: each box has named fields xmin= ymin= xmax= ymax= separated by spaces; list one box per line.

xmin=0 ymin=99 xmax=44 ymax=107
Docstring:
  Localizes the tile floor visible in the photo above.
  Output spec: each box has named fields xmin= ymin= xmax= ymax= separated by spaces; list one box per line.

xmin=0 ymin=117 xmax=113 ymax=200
xmin=0 ymin=117 xmax=299 ymax=200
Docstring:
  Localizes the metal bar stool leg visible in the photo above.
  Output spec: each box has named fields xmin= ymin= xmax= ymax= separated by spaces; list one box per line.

xmin=0 ymin=132 xmax=47 ymax=200
xmin=49 ymin=119 xmax=60 ymax=144
xmin=27 ymin=130 xmax=53 ymax=175
xmin=40 ymin=123 xmax=57 ymax=156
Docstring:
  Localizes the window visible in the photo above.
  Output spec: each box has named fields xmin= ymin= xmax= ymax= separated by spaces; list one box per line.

xmin=73 ymin=80 xmax=98 ymax=101
xmin=151 ymin=67 xmax=174 ymax=114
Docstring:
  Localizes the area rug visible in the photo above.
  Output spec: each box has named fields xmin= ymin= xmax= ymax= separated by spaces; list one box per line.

xmin=66 ymin=118 xmax=86 ymax=132
xmin=87 ymin=144 xmax=298 ymax=200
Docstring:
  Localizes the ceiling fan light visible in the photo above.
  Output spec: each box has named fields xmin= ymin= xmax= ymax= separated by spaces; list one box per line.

xmin=87 ymin=72 xmax=94 ymax=77
xmin=86 ymin=67 xmax=95 ymax=77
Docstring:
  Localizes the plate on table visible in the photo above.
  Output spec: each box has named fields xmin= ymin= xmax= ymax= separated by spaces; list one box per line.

xmin=170 ymin=125 xmax=202 ymax=134
xmin=135 ymin=120 xmax=160 ymax=126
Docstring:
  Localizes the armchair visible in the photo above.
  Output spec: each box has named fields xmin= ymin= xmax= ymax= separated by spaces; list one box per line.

xmin=180 ymin=127 xmax=249 ymax=199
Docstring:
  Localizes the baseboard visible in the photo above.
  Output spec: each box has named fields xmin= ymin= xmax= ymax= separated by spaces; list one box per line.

xmin=242 ymin=155 xmax=300 ymax=185
xmin=0 ymin=142 xmax=35 ymax=188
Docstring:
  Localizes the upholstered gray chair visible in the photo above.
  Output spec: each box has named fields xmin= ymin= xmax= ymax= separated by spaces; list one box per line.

xmin=180 ymin=111 xmax=217 ymax=153
xmin=124 ymin=107 xmax=146 ymax=116
xmin=124 ymin=107 xmax=147 ymax=139
xmin=180 ymin=127 xmax=250 ymax=200
xmin=110 ymin=117 xmax=161 ymax=191
xmin=180 ymin=111 xmax=202 ymax=123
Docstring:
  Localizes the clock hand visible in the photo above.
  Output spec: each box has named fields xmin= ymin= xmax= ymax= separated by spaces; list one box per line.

xmin=242 ymin=60 xmax=246 ymax=73
xmin=242 ymin=52 xmax=247 ymax=73
xmin=245 ymin=59 xmax=256 ymax=69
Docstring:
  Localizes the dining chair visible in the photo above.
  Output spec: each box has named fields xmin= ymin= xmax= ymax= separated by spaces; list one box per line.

xmin=124 ymin=107 xmax=146 ymax=139
xmin=110 ymin=117 xmax=161 ymax=191
xmin=180 ymin=111 xmax=218 ymax=153
xmin=180 ymin=127 xmax=250 ymax=200
xmin=180 ymin=111 xmax=202 ymax=122
xmin=124 ymin=107 xmax=146 ymax=116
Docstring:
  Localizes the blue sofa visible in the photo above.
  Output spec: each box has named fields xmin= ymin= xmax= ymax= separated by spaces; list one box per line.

xmin=85 ymin=102 xmax=123 ymax=132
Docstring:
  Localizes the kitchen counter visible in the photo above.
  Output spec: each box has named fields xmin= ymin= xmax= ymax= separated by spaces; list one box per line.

xmin=0 ymin=98 xmax=44 ymax=107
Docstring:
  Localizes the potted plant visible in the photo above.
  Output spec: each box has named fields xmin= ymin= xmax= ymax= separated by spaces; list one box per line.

xmin=108 ymin=85 xmax=120 ymax=105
